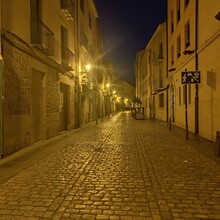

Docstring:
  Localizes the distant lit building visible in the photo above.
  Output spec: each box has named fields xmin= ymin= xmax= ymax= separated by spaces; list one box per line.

xmin=121 ymin=80 xmax=135 ymax=110
xmin=167 ymin=0 xmax=220 ymax=141
xmin=135 ymin=22 xmax=167 ymax=121
xmin=135 ymin=49 xmax=145 ymax=109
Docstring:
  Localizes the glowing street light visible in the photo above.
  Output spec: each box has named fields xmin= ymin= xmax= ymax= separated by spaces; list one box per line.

xmin=85 ymin=64 xmax=91 ymax=72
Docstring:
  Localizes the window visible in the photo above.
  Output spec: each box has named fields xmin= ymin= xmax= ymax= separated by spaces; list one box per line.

xmin=171 ymin=45 xmax=174 ymax=65
xmin=171 ymin=10 xmax=174 ymax=33
xmin=80 ymin=0 xmax=84 ymax=14
xmin=159 ymin=94 xmax=164 ymax=108
xmin=177 ymin=35 xmax=181 ymax=58
xmin=61 ymin=0 xmax=75 ymax=20
xmin=159 ymin=69 xmax=163 ymax=88
xmin=185 ymin=0 xmax=189 ymax=8
xmin=185 ymin=21 xmax=190 ymax=48
xmin=30 ymin=0 xmax=54 ymax=55
xmin=30 ymin=0 xmax=42 ymax=44
xmin=61 ymin=26 xmax=68 ymax=66
xmin=177 ymin=0 xmax=181 ymax=22
xmin=89 ymin=12 xmax=92 ymax=29
xmin=179 ymin=87 xmax=181 ymax=105
xmin=159 ymin=42 xmax=163 ymax=59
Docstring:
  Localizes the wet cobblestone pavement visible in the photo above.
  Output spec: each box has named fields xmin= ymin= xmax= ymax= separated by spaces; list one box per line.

xmin=0 ymin=112 xmax=220 ymax=219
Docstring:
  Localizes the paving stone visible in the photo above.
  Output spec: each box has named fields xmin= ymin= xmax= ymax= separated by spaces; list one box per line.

xmin=0 ymin=112 xmax=220 ymax=219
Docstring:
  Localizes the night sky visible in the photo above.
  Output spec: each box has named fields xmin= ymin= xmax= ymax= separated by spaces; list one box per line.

xmin=94 ymin=0 xmax=167 ymax=85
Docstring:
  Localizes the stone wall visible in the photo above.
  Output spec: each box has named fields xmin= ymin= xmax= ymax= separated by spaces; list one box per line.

xmin=45 ymin=67 xmax=60 ymax=139
xmin=3 ymin=39 xmax=77 ymax=155
xmin=3 ymin=41 xmax=32 ymax=154
xmin=4 ymin=41 xmax=31 ymax=116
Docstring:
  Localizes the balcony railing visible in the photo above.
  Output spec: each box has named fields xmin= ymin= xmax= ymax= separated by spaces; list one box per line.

xmin=80 ymin=32 xmax=88 ymax=52
xmin=61 ymin=47 xmax=75 ymax=70
xmin=61 ymin=0 xmax=75 ymax=21
xmin=153 ymin=54 xmax=164 ymax=64
xmin=31 ymin=20 xmax=54 ymax=56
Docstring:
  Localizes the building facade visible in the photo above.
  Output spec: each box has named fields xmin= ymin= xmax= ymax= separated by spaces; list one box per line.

xmin=135 ymin=0 xmax=220 ymax=142
xmin=167 ymin=0 xmax=220 ymax=141
xmin=135 ymin=22 xmax=167 ymax=121
xmin=1 ymin=0 xmax=77 ymax=155
xmin=0 ymin=0 xmax=105 ymax=157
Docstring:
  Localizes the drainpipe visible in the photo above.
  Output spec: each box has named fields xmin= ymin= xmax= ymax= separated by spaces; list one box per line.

xmin=75 ymin=0 xmax=80 ymax=128
xmin=195 ymin=0 xmax=199 ymax=134
xmin=165 ymin=4 xmax=169 ymax=122
xmin=0 ymin=0 xmax=4 ymax=158
xmin=0 ymin=42 xmax=3 ymax=159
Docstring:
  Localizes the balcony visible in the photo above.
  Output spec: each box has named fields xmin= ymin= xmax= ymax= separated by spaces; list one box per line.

xmin=61 ymin=47 xmax=75 ymax=70
xmin=153 ymin=54 xmax=164 ymax=64
xmin=80 ymin=32 xmax=88 ymax=52
xmin=61 ymin=0 xmax=74 ymax=21
xmin=31 ymin=20 xmax=54 ymax=56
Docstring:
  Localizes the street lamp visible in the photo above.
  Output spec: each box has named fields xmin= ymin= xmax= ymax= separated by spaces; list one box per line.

xmin=85 ymin=64 xmax=91 ymax=72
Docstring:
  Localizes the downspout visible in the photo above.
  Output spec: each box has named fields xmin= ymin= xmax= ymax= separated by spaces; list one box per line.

xmin=195 ymin=0 xmax=199 ymax=134
xmin=166 ymin=2 xmax=169 ymax=122
xmin=0 ymin=0 xmax=4 ymax=158
xmin=75 ymin=0 xmax=80 ymax=128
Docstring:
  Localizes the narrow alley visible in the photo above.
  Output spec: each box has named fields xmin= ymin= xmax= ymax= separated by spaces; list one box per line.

xmin=0 ymin=112 xmax=220 ymax=220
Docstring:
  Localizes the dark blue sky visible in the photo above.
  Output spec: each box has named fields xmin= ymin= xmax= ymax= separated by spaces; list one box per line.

xmin=94 ymin=0 xmax=166 ymax=85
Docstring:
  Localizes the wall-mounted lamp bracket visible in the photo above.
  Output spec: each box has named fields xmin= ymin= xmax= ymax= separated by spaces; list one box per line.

xmin=169 ymin=68 xmax=176 ymax=72
xmin=215 ymin=11 xmax=220 ymax=20
xmin=183 ymin=50 xmax=194 ymax=55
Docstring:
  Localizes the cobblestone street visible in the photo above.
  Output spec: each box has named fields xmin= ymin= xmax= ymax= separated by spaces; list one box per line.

xmin=0 ymin=112 xmax=220 ymax=220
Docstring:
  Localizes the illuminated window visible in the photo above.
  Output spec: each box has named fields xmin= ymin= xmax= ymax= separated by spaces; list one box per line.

xmin=177 ymin=35 xmax=181 ymax=58
xmin=185 ymin=21 xmax=190 ymax=48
